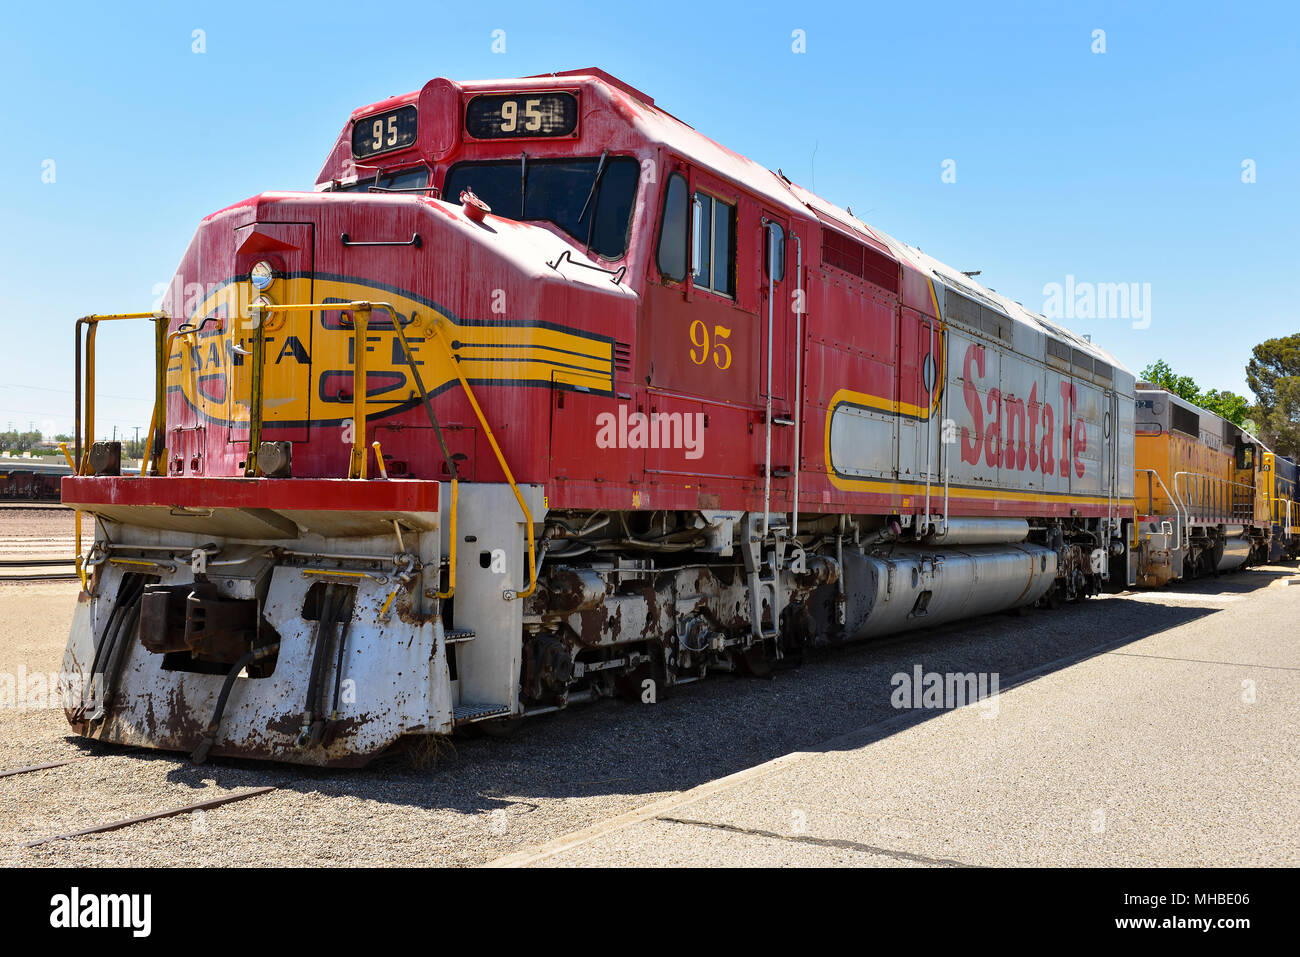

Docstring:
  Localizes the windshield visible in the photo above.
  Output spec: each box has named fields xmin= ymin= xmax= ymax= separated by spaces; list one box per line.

xmin=335 ymin=167 xmax=431 ymax=193
xmin=442 ymin=155 xmax=639 ymax=259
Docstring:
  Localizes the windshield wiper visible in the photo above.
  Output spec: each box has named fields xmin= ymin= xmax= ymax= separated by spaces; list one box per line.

xmin=578 ymin=151 xmax=609 ymax=226
xmin=520 ymin=152 xmax=528 ymax=219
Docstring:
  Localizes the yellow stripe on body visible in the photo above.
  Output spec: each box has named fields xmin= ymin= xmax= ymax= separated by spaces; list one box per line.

xmin=171 ymin=279 xmax=615 ymax=426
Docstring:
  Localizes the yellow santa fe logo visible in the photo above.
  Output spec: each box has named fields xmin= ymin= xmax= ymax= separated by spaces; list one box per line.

xmin=170 ymin=276 xmax=616 ymax=429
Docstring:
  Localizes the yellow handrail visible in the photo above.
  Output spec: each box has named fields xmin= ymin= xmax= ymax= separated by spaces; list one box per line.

xmin=424 ymin=312 xmax=536 ymax=599
xmin=436 ymin=476 xmax=458 ymax=599
xmin=56 ymin=442 xmax=85 ymax=589
xmin=76 ymin=312 xmax=165 ymax=475
xmin=72 ymin=311 xmax=167 ymax=591
xmin=147 ymin=320 xmax=223 ymax=476
xmin=248 ymin=300 xmax=536 ymax=599
xmin=252 ymin=302 xmax=369 ymax=478
xmin=93 ymin=298 xmax=534 ymax=602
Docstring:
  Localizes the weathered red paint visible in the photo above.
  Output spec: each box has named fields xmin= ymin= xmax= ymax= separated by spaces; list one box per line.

xmin=62 ymin=476 xmax=439 ymax=511
xmin=66 ymin=69 xmax=1131 ymax=525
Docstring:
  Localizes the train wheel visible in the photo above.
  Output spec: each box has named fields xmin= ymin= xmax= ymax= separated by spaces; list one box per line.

xmin=734 ymin=643 xmax=774 ymax=679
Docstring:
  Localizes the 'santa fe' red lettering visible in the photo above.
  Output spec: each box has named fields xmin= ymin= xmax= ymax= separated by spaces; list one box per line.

xmin=960 ymin=345 xmax=985 ymax=466
xmin=960 ymin=343 xmax=1084 ymax=477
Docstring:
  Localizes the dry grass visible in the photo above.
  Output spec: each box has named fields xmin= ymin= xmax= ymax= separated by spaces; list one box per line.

xmin=404 ymin=733 xmax=458 ymax=771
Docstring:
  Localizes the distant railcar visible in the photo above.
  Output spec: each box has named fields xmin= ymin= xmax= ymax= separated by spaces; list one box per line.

xmin=0 ymin=458 xmax=71 ymax=500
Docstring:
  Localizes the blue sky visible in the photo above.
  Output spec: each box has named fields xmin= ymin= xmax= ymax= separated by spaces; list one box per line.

xmin=1 ymin=0 xmax=1295 ymax=439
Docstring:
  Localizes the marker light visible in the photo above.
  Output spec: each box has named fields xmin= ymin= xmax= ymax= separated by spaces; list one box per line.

xmin=250 ymin=261 xmax=275 ymax=290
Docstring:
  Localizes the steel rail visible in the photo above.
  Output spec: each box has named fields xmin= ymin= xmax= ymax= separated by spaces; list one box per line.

xmin=0 ymin=758 xmax=88 ymax=778
xmin=0 ymin=571 xmax=79 ymax=582
xmin=23 ymin=786 xmax=277 ymax=848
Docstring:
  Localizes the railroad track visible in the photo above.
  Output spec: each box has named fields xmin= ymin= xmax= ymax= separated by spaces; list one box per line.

xmin=0 ymin=535 xmax=79 ymax=581
xmin=0 ymin=569 xmax=78 ymax=582
xmin=2 ymin=756 xmax=278 ymax=847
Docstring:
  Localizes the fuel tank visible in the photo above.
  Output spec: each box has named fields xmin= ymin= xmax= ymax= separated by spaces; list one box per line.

xmin=923 ymin=517 xmax=1029 ymax=546
xmin=814 ymin=544 xmax=1059 ymax=641
xmin=1216 ymin=526 xmax=1252 ymax=573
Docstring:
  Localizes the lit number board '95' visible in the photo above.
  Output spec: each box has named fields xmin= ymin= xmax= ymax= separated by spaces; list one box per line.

xmin=352 ymin=105 xmax=418 ymax=158
xmin=465 ymin=92 xmax=578 ymax=140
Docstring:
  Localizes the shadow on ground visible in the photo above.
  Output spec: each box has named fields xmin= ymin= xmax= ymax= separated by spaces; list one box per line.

xmin=54 ymin=565 xmax=1294 ymax=819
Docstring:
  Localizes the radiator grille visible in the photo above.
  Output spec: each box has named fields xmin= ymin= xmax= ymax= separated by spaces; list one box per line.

xmin=820 ymin=228 xmax=899 ymax=292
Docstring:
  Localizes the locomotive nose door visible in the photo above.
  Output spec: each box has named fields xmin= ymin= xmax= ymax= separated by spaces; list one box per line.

xmin=229 ymin=223 xmax=316 ymax=449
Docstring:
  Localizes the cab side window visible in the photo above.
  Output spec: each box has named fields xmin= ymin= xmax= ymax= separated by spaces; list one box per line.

xmin=692 ymin=192 xmax=735 ymax=296
xmin=656 ymin=172 xmax=689 ymax=282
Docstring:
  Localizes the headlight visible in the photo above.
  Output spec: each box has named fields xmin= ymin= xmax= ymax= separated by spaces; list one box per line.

xmin=249 ymin=294 xmax=282 ymax=331
xmin=250 ymin=261 xmax=275 ymax=290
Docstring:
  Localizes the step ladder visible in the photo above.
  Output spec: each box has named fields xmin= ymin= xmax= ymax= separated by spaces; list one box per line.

xmin=453 ymin=702 xmax=511 ymax=725
xmin=743 ymin=513 xmax=789 ymax=657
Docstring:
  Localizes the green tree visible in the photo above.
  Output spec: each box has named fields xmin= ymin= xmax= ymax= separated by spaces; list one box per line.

xmin=1242 ymin=335 xmax=1294 ymax=457
xmin=1258 ymin=378 xmax=1300 ymax=458
xmin=1139 ymin=360 xmax=1251 ymax=426
xmin=0 ymin=430 xmax=44 ymax=452
xmin=1246 ymin=334 xmax=1300 ymax=411
xmin=1139 ymin=359 xmax=1202 ymax=405
xmin=1200 ymin=389 xmax=1251 ymax=426
xmin=1246 ymin=334 xmax=1300 ymax=457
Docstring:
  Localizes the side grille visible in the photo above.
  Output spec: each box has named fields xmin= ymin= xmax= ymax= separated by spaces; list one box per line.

xmin=945 ymin=287 xmax=1011 ymax=343
xmin=1171 ymin=404 xmax=1200 ymax=438
xmin=820 ymin=228 xmax=900 ymax=292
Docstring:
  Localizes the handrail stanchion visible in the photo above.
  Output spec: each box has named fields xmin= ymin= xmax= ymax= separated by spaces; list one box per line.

xmin=348 ymin=304 xmax=370 ymax=479
xmin=149 ymin=316 xmax=168 ymax=476
xmin=57 ymin=442 xmax=85 ymax=589
xmin=245 ymin=303 xmax=268 ymax=477
xmin=82 ymin=322 xmax=99 ymax=474
xmin=436 ymin=477 xmax=459 ymax=600
xmin=148 ymin=319 xmax=218 ymax=477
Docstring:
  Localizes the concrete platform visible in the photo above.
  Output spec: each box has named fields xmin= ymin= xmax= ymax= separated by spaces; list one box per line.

xmin=493 ymin=573 xmax=1300 ymax=867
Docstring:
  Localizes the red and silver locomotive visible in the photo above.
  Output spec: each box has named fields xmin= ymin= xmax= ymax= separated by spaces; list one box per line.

xmin=61 ymin=69 xmax=1209 ymax=766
